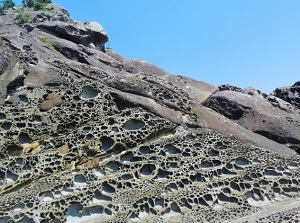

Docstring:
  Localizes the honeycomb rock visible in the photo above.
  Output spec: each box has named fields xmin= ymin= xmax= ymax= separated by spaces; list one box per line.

xmin=0 ymin=3 xmax=300 ymax=223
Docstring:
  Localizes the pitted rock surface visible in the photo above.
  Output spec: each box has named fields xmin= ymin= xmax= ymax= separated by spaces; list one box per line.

xmin=0 ymin=3 xmax=300 ymax=223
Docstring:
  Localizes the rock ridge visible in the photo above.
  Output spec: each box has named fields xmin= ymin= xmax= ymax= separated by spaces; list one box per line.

xmin=0 ymin=3 xmax=300 ymax=223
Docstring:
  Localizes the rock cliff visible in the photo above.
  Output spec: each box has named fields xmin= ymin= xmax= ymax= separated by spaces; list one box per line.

xmin=0 ymin=3 xmax=300 ymax=223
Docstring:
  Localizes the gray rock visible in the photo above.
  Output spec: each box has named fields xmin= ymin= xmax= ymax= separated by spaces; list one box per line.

xmin=272 ymin=81 xmax=300 ymax=110
xmin=37 ymin=20 xmax=108 ymax=51
xmin=1 ymin=4 xmax=300 ymax=223
xmin=0 ymin=54 xmax=8 ymax=75
xmin=204 ymin=90 xmax=300 ymax=152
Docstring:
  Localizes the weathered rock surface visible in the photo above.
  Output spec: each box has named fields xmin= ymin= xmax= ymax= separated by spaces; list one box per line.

xmin=0 ymin=3 xmax=300 ymax=223
xmin=272 ymin=81 xmax=300 ymax=110
xmin=203 ymin=87 xmax=300 ymax=153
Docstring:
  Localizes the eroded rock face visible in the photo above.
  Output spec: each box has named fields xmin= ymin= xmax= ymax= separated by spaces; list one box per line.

xmin=272 ymin=81 xmax=300 ymax=110
xmin=37 ymin=20 xmax=108 ymax=51
xmin=203 ymin=89 xmax=300 ymax=153
xmin=1 ymin=82 xmax=300 ymax=223
xmin=0 ymin=3 xmax=300 ymax=223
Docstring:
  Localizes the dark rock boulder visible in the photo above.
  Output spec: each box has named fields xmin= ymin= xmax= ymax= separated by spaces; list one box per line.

xmin=218 ymin=84 xmax=243 ymax=92
xmin=272 ymin=81 xmax=300 ymax=110
xmin=36 ymin=20 xmax=108 ymax=51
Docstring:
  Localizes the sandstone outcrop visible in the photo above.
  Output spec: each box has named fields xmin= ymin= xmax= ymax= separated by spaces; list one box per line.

xmin=272 ymin=81 xmax=300 ymax=110
xmin=203 ymin=86 xmax=300 ymax=154
xmin=0 ymin=3 xmax=300 ymax=223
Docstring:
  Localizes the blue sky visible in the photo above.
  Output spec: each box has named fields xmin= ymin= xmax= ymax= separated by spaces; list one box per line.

xmin=15 ymin=0 xmax=300 ymax=93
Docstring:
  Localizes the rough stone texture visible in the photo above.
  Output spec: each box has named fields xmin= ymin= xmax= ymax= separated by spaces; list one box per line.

xmin=203 ymin=90 xmax=300 ymax=153
xmin=272 ymin=81 xmax=300 ymax=110
xmin=0 ymin=3 xmax=300 ymax=223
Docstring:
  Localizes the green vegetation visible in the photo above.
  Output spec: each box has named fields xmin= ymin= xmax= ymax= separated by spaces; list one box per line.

xmin=16 ymin=7 xmax=30 ymax=24
xmin=40 ymin=37 xmax=56 ymax=50
xmin=22 ymin=0 xmax=51 ymax=10
xmin=40 ymin=37 xmax=64 ymax=56
xmin=0 ymin=0 xmax=15 ymax=14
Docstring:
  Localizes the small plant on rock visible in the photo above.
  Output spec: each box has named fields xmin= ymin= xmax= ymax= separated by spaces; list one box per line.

xmin=16 ymin=7 xmax=30 ymax=24
xmin=0 ymin=0 xmax=15 ymax=14
xmin=40 ymin=37 xmax=56 ymax=50
xmin=22 ymin=0 xmax=51 ymax=10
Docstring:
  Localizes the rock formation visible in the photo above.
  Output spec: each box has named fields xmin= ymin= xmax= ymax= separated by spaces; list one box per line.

xmin=0 ymin=3 xmax=300 ymax=223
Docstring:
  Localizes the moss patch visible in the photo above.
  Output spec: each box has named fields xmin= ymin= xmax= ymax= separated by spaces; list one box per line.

xmin=40 ymin=37 xmax=56 ymax=51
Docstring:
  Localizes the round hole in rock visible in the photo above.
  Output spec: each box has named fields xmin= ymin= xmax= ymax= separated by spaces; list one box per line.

xmin=164 ymin=144 xmax=180 ymax=154
xmin=105 ymin=208 xmax=112 ymax=216
xmin=7 ymin=144 xmax=23 ymax=156
xmin=140 ymin=164 xmax=156 ymax=176
xmin=66 ymin=203 xmax=83 ymax=218
xmin=14 ymin=203 xmax=25 ymax=211
xmin=0 ymin=113 xmax=6 ymax=120
xmin=94 ymin=168 xmax=105 ymax=177
xmin=204 ymin=194 xmax=213 ymax=202
xmin=90 ymin=206 xmax=103 ymax=215
xmin=235 ymin=157 xmax=251 ymax=166
xmin=264 ymin=170 xmax=282 ymax=177
xmin=186 ymin=135 xmax=195 ymax=140
xmin=208 ymin=149 xmax=219 ymax=157
xmin=111 ymin=127 xmax=119 ymax=133
xmin=123 ymin=119 xmax=145 ymax=130
xmin=155 ymin=199 xmax=164 ymax=207
xmin=102 ymin=182 xmax=115 ymax=193
xmin=139 ymin=146 xmax=153 ymax=154
xmin=201 ymin=161 xmax=213 ymax=168
xmin=93 ymin=190 xmax=112 ymax=202
xmin=19 ymin=132 xmax=30 ymax=144
xmin=106 ymin=161 xmax=120 ymax=172
xmin=6 ymin=170 xmax=18 ymax=183
xmin=287 ymin=162 xmax=299 ymax=169
xmin=100 ymin=137 xmax=114 ymax=151
xmin=18 ymin=95 xmax=29 ymax=103
xmin=120 ymin=152 xmax=133 ymax=163
xmin=164 ymin=95 xmax=172 ymax=100
xmin=85 ymin=134 xmax=93 ymax=140
xmin=74 ymin=174 xmax=87 ymax=186
xmin=66 ymin=122 xmax=76 ymax=130
xmin=216 ymin=142 xmax=228 ymax=150
xmin=122 ymin=174 xmax=133 ymax=180
xmin=34 ymin=116 xmax=42 ymax=122
xmin=2 ymin=122 xmax=12 ymax=130
xmin=86 ymin=102 xmax=94 ymax=108
xmin=41 ymin=191 xmax=54 ymax=201
xmin=80 ymin=86 xmax=99 ymax=99
xmin=170 ymin=202 xmax=181 ymax=213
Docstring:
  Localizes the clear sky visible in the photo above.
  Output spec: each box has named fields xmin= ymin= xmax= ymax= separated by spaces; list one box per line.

xmin=15 ymin=0 xmax=300 ymax=93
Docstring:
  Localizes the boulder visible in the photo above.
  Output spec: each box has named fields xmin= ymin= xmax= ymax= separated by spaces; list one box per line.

xmin=203 ymin=90 xmax=300 ymax=151
xmin=272 ymin=81 xmax=300 ymax=110
xmin=37 ymin=20 xmax=108 ymax=51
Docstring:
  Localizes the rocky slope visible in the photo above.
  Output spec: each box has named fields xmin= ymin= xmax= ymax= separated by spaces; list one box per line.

xmin=0 ymin=3 xmax=300 ymax=223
